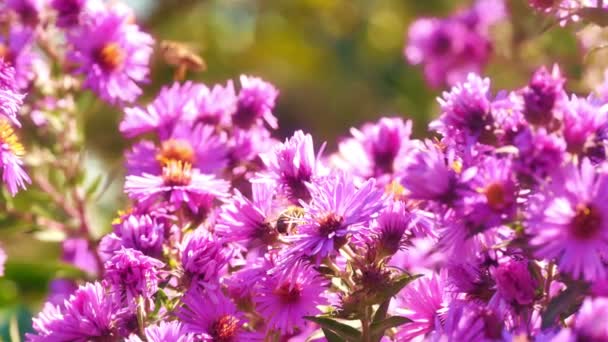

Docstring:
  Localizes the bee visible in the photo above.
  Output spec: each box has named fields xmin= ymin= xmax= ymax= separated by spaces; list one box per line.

xmin=159 ymin=40 xmax=206 ymax=81
xmin=275 ymin=206 xmax=305 ymax=235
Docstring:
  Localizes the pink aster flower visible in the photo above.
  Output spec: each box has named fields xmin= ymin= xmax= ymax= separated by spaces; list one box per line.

xmin=101 ymin=212 xmax=166 ymax=259
xmin=571 ymin=297 xmax=608 ymax=340
xmin=51 ymin=0 xmax=94 ymax=28
xmin=67 ymin=3 xmax=153 ymax=104
xmin=126 ymin=321 xmax=194 ymax=342
xmin=216 ymin=181 xmax=279 ymax=247
xmin=104 ymin=247 xmax=164 ymax=302
xmin=432 ymin=73 xmax=494 ymax=145
xmin=120 ymin=82 xmax=201 ymax=138
xmin=521 ymin=65 xmax=566 ymax=126
xmin=334 ymin=117 xmax=412 ymax=181
xmin=28 ymin=282 xmax=124 ymax=341
xmin=493 ymin=258 xmax=538 ymax=306
xmin=125 ymin=123 xmax=228 ymax=177
xmin=528 ymin=158 xmax=608 ymax=281
xmin=436 ymin=301 xmax=506 ymax=341
xmin=400 ymin=140 xmax=469 ymax=204
xmin=259 ymin=130 xmax=326 ymax=204
xmin=405 ymin=0 xmax=505 ymax=88
xmin=1 ymin=26 xmax=44 ymax=90
xmin=177 ymin=286 xmax=246 ymax=341
xmin=193 ymin=81 xmax=237 ymax=126
xmin=233 ymin=75 xmax=279 ymax=129
xmin=180 ymin=229 xmax=231 ymax=287
xmin=5 ymin=0 xmax=43 ymax=25
xmin=280 ymin=172 xmax=385 ymax=267
xmin=395 ymin=271 xmax=451 ymax=341
xmin=0 ymin=60 xmax=24 ymax=126
xmin=562 ymin=96 xmax=608 ymax=155
xmin=255 ymin=264 xmax=328 ymax=334
xmin=124 ymin=160 xmax=229 ymax=213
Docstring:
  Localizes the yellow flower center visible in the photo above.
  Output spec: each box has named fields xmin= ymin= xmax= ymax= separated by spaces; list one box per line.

xmin=162 ymin=160 xmax=192 ymax=186
xmin=0 ymin=119 xmax=25 ymax=157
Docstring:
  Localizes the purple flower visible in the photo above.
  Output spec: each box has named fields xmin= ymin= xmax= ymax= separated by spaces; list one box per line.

xmin=104 ymin=247 xmax=164 ymax=302
xmin=514 ymin=127 xmax=566 ymax=182
xmin=1 ymin=26 xmax=43 ymax=90
xmin=216 ymin=181 xmax=278 ymax=247
xmin=466 ymin=157 xmax=517 ymax=228
xmin=105 ymin=213 xmax=165 ymax=258
xmin=395 ymin=271 xmax=451 ymax=341
xmin=528 ymin=159 xmax=608 ymax=280
xmin=0 ymin=118 xmax=30 ymax=195
xmin=260 ymin=130 xmax=325 ymax=204
xmin=46 ymin=279 xmax=78 ymax=306
xmin=562 ymin=96 xmax=608 ymax=155
xmin=124 ymin=160 xmax=229 ymax=213
xmin=228 ymin=126 xmax=275 ymax=166
xmin=126 ymin=321 xmax=194 ymax=342
xmin=571 ymin=297 xmax=608 ymax=340
xmin=51 ymin=0 xmax=89 ymax=28
xmin=370 ymin=200 xmax=412 ymax=257
xmin=522 ymin=65 xmax=566 ymax=126
xmin=493 ymin=258 xmax=537 ymax=306
xmin=255 ymin=264 xmax=328 ymax=334
xmin=67 ymin=3 xmax=153 ymax=104
xmin=5 ymin=0 xmax=43 ymax=24
xmin=125 ymin=123 xmax=228 ymax=177
xmin=432 ymin=73 xmax=494 ymax=144
xmin=334 ymin=117 xmax=412 ymax=180
xmin=233 ymin=75 xmax=279 ymax=129
xmin=281 ymin=172 xmax=384 ymax=267
xmin=437 ymin=301 xmax=505 ymax=341
xmin=28 ymin=282 xmax=122 ymax=341
xmin=120 ymin=82 xmax=201 ymax=138
xmin=177 ymin=287 xmax=246 ymax=341
xmin=0 ymin=59 xmax=24 ymax=126
xmin=194 ymin=81 xmax=237 ymax=126
xmin=400 ymin=140 xmax=467 ymax=204
xmin=180 ymin=229 xmax=231 ymax=286
xmin=405 ymin=0 xmax=505 ymax=87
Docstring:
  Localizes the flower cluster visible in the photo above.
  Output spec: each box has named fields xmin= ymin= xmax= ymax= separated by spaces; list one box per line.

xmin=4 ymin=0 xmax=608 ymax=341
xmin=405 ymin=0 xmax=507 ymax=88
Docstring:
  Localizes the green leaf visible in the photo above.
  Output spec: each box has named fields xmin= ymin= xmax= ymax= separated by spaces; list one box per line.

xmin=304 ymin=316 xmax=361 ymax=341
xmin=372 ymin=300 xmax=390 ymax=324
xmin=578 ymin=7 xmax=608 ymax=27
xmin=541 ymin=283 xmax=587 ymax=329
xmin=376 ymin=273 xmax=422 ymax=303
xmin=321 ymin=328 xmax=344 ymax=342
xmin=370 ymin=316 xmax=412 ymax=337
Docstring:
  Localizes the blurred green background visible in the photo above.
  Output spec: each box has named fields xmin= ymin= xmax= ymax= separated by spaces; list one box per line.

xmin=0 ymin=0 xmax=588 ymax=338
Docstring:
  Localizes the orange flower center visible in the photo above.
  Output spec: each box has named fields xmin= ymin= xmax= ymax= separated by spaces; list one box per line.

xmin=156 ymin=139 xmax=195 ymax=167
xmin=210 ymin=314 xmax=240 ymax=342
xmin=0 ymin=43 xmax=13 ymax=63
xmin=96 ymin=43 xmax=124 ymax=71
